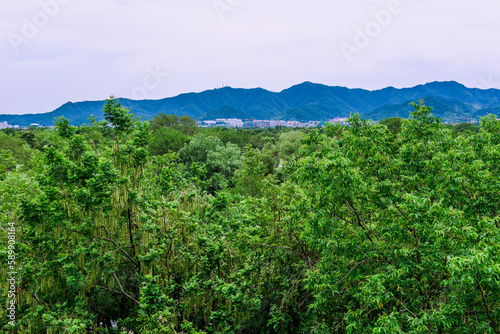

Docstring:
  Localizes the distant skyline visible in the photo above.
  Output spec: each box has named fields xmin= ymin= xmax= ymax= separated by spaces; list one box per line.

xmin=1 ymin=0 xmax=500 ymax=115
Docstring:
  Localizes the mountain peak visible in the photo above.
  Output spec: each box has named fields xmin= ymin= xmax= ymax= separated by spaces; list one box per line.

xmin=424 ymin=81 xmax=467 ymax=88
xmin=2 ymin=81 xmax=500 ymax=126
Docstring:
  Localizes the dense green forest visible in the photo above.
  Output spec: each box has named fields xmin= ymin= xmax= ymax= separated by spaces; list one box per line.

xmin=1 ymin=98 xmax=499 ymax=333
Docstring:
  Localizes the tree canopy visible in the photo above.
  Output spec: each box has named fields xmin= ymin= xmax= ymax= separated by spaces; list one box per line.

xmin=1 ymin=100 xmax=499 ymax=333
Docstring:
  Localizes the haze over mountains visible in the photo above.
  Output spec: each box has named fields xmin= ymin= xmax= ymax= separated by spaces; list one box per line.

xmin=2 ymin=81 xmax=500 ymax=126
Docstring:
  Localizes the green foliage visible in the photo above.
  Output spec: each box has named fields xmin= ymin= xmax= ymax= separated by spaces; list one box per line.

xmin=150 ymin=113 xmax=198 ymax=136
xmin=291 ymin=103 xmax=500 ymax=332
xmin=149 ymin=127 xmax=189 ymax=155
xmin=79 ymin=114 xmax=114 ymax=152
xmin=0 ymin=149 xmax=17 ymax=180
xmin=178 ymin=134 xmax=222 ymax=166
xmin=2 ymin=101 xmax=500 ymax=333
xmin=19 ymin=130 xmax=37 ymax=148
xmin=378 ymin=117 xmax=403 ymax=135
xmin=34 ymin=128 xmax=61 ymax=151
xmin=233 ymin=146 xmax=267 ymax=197
xmin=276 ymin=130 xmax=303 ymax=160
xmin=148 ymin=113 xmax=198 ymax=156
xmin=453 ymin=121 xmax=480 ymax=134
xmin=55 ymin=116 xmax=77 ymax=139
xmin=179 ymin=134 xmax=242 ymax=192
xmin=1 ymin=127 xmax=17 ymax=136
xmin=0 ymin=131 xmax=33 ymax=166
xmin=103 ymin=96 xmax=135 ymax=135
xmin=203 ymin=127 xmax=284 ymax=150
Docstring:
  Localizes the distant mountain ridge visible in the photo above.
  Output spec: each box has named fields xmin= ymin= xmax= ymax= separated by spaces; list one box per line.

xmin=2 ymin=81 xmax=500 ymax=126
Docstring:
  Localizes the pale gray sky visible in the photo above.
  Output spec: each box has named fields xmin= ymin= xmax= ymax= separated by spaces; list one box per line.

xmin=1 ymin=0 xmax=499 ymax=114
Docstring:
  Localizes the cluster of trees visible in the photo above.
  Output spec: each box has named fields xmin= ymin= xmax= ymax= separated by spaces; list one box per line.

xmin=1 ymin=99 xmax=499 ymax=333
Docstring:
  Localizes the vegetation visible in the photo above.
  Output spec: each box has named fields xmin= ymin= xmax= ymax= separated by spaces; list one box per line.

xmin=3 ymin=81 xmax=500 ymax=126
xmin=1 ymin=99 xmax=500 ymax=333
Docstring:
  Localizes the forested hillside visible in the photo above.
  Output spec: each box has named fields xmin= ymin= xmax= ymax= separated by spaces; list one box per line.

xmin=1 ymin=99 xmax=499 ymax=333
xmin=2 ymin=81 xmax=500 ymax=126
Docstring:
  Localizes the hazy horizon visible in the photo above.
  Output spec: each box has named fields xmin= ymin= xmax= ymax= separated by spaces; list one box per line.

xmin=2 ymin=0 xmax=500 ymax=115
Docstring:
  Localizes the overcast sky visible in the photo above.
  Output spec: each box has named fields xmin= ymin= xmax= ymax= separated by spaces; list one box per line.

xmin=1 ymin=0 xmax=499 ymax=115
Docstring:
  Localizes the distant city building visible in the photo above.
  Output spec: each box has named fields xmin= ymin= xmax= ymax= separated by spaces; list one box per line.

xmin=305 ymin=121 xmax=321 ymax=127
xmin=328 ymin=117 xmax=348 ymax=124
xmin=254 ymin=120 xmax=271 ymax=128
xmin=0 ymin=121 xmax=19 ymax=129
xmin=213 ymin=118 xmax=244 ymax=127
xmin=227 ymin=119 xmax=244 ymax=127
xmin=243 ymin=120 xmax=256 ymax=128
xmin=270 ymin=120 xmax=287 ymax=127
xmin=0 ymin=122 xmax=20 ymax=129
xmin=198 ymin=120 xmax=217 ymax=127
xmin=199 ymin=118 xmax=326 ymax=128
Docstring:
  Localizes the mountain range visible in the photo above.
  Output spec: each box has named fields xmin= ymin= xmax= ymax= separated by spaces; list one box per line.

xmin=2 ymin=81 xmax=500 ymax=126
